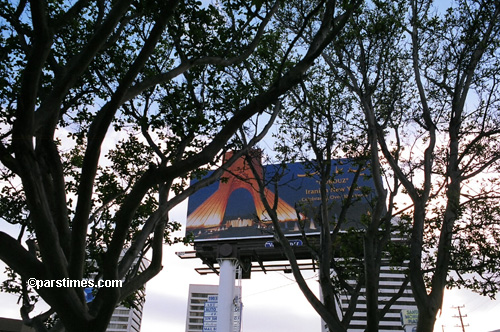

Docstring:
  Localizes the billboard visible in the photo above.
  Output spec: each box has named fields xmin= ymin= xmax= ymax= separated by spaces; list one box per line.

xmin=186 ymin=153 xmax=377 ymax=241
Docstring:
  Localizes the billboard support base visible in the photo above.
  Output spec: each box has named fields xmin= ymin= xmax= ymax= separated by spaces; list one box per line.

xmin=217 ymin=258 xmax=238 ymax=332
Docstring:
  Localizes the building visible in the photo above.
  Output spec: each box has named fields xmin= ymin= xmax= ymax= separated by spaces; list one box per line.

xmin=185 ymin=284 xmax=242 ymax=332
xmin=185 ymin=284 xmax=219 ymax=332
xmin=347 ymin=262 xmax=416 ymax=332
xmin=322 ymin=260 xmax=417 ymax=332
xmin=105 ymin=253 xmax=149 ymax=332
xmin=106 ymin=302 xmax=144 ymax=332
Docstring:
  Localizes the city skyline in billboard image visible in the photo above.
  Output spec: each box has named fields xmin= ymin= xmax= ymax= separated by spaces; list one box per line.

xmin=186 ymin=154 xmax=377 ymax=241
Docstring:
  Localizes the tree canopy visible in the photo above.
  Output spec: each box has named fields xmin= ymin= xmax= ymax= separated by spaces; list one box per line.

xmin=0 ymin=0 xmax=360 ymax=331
xmin=2 ymin=1 xmax=499 ymax=332
xmin=256 ymin=0 xmax=500 ymax=331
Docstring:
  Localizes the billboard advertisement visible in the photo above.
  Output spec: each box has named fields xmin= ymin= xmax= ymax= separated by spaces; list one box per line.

xmin=186 ymin=153 xmax=377 ymax=241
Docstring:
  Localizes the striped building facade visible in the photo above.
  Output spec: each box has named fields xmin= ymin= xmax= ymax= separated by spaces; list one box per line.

xmin=106 ymin=254 xmax=149 ymax=332
xmin=323 ymin=261 xmax=417 ymax=332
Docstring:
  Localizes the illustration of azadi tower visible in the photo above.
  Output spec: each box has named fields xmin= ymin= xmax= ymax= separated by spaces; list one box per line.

xmin=186 ymin=151 xmax=304 ymax=230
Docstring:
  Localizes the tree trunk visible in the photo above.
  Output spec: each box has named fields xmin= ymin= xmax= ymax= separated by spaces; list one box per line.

xmin=416 ymin=306 xmax=438 ymax=332
xmin=364 ymin=232 xmax=380 ymax=332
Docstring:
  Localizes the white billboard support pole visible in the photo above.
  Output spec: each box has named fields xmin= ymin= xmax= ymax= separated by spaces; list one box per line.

xmin=217 ymin=258 xmax=237 ymax=332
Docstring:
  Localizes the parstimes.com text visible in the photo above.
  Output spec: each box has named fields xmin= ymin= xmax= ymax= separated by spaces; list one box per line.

xmin=28 ymin=278 xmax=123 ymax=289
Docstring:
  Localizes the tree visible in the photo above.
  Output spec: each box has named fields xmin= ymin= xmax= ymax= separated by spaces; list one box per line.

xmin=263 ymin=68 xmax=370 ymax=332
xmin=401 ymin=1 xmax=500 ymax=330
xmin=320 ymin=1 xmax=410 ymax=330
xmin=0 ymin=0 xmax=361 ymax=331
xmin=241 ymin=61 xmax=409 ymax=331
xmin=249 ymin=1 xmax=500 ymax=331
xmin=252 ymin=2 xmax=412 ymax=331
xmin=322 ymin=0 xmax=500 ymax=331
